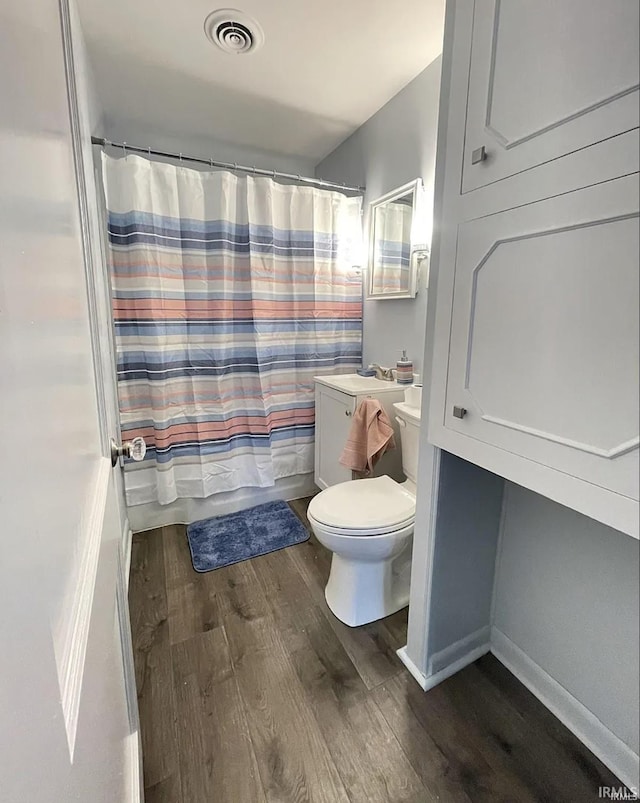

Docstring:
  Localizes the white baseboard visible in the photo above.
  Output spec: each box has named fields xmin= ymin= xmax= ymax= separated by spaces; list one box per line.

xmin=428 ymin=625 xmax=491 ymax=675
xmin=127 ymin=472 xmax=318 ymax=532
xmin=422 ymin=643 xmax=491 ymax=692
xmin=398 ymin=627 xmax=491 ymax=692
xmin=491 ymin=627 xmax=640 ymax=792
xmin=397 ymin=646 xmax=429 ymax=689
xmin=124 ymin=731 xmax=142 ymax=803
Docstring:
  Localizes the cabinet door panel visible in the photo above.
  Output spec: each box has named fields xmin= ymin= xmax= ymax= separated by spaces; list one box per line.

xmin=446 ymin=174 xmax=639 ymax=499
xmin=314 ymin=387 xmax=354 ymax=489
xmin=462 ymin=0 xmax=640 ymax=194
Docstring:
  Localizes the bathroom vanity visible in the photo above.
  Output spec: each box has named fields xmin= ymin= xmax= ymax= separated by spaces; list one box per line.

xmin=314 ymin=374 xmax=405 ymax=489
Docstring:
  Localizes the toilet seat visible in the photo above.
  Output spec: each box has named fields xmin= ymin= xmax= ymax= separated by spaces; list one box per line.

xmin=308 ymin=475 xmax=416 ymax=534
xmin=307 ymin=515 xmax=415 ymax=538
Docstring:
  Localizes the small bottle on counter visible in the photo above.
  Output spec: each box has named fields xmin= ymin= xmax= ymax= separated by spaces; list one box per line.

xmin=396 ymin=350 xmax=413 ymax=384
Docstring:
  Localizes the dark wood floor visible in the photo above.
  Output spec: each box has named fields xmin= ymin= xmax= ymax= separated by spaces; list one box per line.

xmin=129 ymin=497 xmax=623 ymax=803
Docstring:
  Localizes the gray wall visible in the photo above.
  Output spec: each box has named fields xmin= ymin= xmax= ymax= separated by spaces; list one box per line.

xmin=427 ymin=453 xmax=504 ymax=657
xmin=316 ymin=57 xmax=442 ymax=376
xmin=493 ymin=483 xmax=640 ymax=754
xmin=102 ymin=117 xmax=316 ymax=177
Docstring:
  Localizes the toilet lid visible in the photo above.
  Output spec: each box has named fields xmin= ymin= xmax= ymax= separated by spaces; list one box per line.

xmin=309 ymin=476 xmax=415 ymax=530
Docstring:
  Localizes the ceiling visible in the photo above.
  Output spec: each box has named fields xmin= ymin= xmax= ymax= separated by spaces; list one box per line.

xmin=77 ymin=0 xmax=445 ymax=164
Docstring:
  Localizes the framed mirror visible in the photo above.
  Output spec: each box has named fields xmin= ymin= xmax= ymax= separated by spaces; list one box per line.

xmin=367 ymin=178 xmax=425 ymax=299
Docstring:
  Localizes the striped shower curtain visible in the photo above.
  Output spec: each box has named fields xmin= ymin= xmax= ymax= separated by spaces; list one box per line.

xmin=102 ymin=154 xmax=363 ymax=506
xmin=372 ymin=201 xmax=412 ymax=293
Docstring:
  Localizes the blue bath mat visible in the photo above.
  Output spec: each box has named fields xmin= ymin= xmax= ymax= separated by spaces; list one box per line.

xmin=186 ymin=500 xmax=309 ymax=572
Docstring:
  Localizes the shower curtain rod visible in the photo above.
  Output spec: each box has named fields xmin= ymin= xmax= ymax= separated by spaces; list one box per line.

xmin=91 ymin=136 xmax=365 ymax=193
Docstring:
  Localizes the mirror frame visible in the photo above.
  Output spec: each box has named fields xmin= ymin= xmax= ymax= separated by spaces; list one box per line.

xmin=366 ymin=178 xmax=423 ymax=300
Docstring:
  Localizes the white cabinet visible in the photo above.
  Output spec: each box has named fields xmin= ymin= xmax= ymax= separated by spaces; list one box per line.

xmin=315 ymin=385 xmax=355 ymax=489
xmin=446 ymin=175 xmax=639 ymax=500
xmin=314 ymin=377 xmax=405 ymax=490
xmin=428 ymin=0 xmax=640 ymax=536
xmin=462 ymin=0 xmax=640 ymax=194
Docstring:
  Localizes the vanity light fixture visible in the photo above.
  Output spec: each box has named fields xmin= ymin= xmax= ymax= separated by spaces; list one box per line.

xmin=411 ymin=245 xmax=431 ymax=289
xmin=410 ymin=182 xmax=431 ymax=288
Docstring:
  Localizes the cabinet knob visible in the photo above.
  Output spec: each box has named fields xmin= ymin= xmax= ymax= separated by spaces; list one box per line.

xmin=471 ymin=145 xmax=487 ymax=165
xmin=345 ymin=410 xmax=352 ymax=417
xmin=452 ymin=406 xmax=467 ymax=419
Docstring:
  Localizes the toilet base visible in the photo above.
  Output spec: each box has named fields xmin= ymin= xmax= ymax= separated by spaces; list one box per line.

xmin=324 ymin=544 xmax=411 ymax=627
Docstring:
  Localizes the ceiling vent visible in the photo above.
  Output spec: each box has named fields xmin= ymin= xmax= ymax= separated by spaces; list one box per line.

xmin=204 ymin=9 xmax=264 ymax=55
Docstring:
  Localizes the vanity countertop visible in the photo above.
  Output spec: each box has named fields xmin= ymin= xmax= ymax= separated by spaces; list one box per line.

xmin=314 ymin=373 xmax=403 ymax=396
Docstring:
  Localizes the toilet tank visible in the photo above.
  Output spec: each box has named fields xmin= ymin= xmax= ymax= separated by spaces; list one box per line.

xmin=392 ymin=402 xmax=421 ymax=484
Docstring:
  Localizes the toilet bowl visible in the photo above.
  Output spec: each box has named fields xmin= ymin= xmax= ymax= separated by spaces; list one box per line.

xmin=308 ymin=402 xmax=421 ymax=627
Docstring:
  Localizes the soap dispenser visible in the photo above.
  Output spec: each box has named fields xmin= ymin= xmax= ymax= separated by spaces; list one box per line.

xmin=396 ymin=350 xmax=413 ymax=384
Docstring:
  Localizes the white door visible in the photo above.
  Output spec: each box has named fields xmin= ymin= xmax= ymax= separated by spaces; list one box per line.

xmin=315 ymin=386 xmax=355 ymax=488
xmin=445 ymin=174 xmax=639 ymax=500
xmin=462 ymin=0 xmax=640 ymax=194
xmin=0 ymin=0 xmax=138 ymax=801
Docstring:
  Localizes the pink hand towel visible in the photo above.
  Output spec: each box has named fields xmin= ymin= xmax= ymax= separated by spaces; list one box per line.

xmin=339 ymin=398 xmax=396 ymax=477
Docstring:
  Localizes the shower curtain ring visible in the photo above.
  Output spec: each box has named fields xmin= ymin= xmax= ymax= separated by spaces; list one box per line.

xmin=272 ymin=169 xmax=276 ymax=179
xmin=233 ymin=162 xmax=238 ymax=171
xmin=122 ymin=141 xmax=127 ymax=157
xmin=210 ymin=158 xmax=214 ymax=168
xmin=252 ymin=165 xmax=257 ymax=174
xmin=179 ymin=152 xmax=183 ymax=162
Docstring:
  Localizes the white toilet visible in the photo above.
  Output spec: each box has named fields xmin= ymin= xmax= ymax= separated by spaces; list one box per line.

xmin=308 ymin=401 xmax=421 ymax=627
